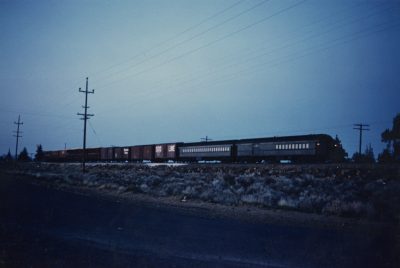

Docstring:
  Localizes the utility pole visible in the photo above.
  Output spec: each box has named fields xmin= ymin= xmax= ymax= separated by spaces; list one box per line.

xmin=353 ymin=123 xmax=370 ymax=155
xmin=201 ymin=136 xmax=213 ymax=142
xmin=77 ymin=77 xmax=94 ymax=173
xmin=13 ymin=115 xmax=23 ymax=160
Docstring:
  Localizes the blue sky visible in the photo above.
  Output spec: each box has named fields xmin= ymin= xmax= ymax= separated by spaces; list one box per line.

xmin=0 ymin=0 xmax=399 ymax=158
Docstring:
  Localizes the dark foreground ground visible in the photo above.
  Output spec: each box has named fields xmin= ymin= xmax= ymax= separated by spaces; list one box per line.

xmin=0 ymin=173 xmax=398 ymax=268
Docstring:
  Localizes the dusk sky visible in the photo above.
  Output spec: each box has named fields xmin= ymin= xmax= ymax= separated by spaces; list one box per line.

xmin=0 ymin=0 xmax=399 ymax=158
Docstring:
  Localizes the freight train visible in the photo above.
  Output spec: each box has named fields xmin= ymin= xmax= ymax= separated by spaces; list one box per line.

xmin=43 ymin=134 xmax=341 ymax=163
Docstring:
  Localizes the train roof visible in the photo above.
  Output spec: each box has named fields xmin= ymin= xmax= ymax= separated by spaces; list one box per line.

xmin=180 ymin=134 xmax=333 ymax=147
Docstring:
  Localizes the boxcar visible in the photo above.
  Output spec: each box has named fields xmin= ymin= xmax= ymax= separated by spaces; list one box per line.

xmin=113 ymin=147 xmax=130 ymax=161
xmin=154 ymin=143 xmax=182 ymax=162
xmin=130 ymin=145 xmax=144 ymax=162
xmin=143 ymin=145 xmax=155 ymax=161
xmin=100 ymin=147 xmax=114 ymax=161
xmin=85 ymin=148 xmax=101 ymax=161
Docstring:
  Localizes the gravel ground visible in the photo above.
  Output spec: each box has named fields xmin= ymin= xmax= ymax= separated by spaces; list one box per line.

xmin=5 ymin=162 xmax=400 ymax=222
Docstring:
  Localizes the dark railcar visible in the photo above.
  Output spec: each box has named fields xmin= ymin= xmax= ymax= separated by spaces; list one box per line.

xmin=155 ymin=143 xmax=182 ymax=161
xmin=130 ymin=145 xmax=144 ymax=162
xmin=101 ymin=147 xmax=113 ymax=161
xmin=113 ymin=147 xmax=130 ymax=161
xmin=143 ymin=145 xmax=155 ymax=161
xmin=236 ymin=134 xmax=335 ymax=162
xmin=86 ymin=148 xmax=101 ymax=161
xmin=43 ymin=150 xmax=65 ymax=162
xmin=65 ymin=148 xmax=83 ymax=162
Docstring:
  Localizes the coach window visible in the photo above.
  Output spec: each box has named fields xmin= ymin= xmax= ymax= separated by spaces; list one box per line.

xmin=306 ymin=143 xmax=309 ymax=149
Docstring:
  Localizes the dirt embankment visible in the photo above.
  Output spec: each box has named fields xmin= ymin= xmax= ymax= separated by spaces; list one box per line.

xmin=4 ymin=162 xmax=400 ymax=223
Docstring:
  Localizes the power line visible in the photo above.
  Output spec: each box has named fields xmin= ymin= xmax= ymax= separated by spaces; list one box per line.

xmin=88 ymin=120 xmax=103 ymax=147
xmin=99 ymin=1 xmax=365 ymax=105
xmin=100 ymin=15 xmax=399 ymax=119
xmin=77 ymin=77 xmax=95 ymax=173
xmin=88 ymin=0 xmax=245 ymax=80
xmin=95 ymin=0 xmax=307 ymax=90
xmin=94 ymin=0 xmax=269 ymax=86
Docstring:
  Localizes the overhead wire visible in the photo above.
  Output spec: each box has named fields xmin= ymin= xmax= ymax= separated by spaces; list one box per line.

xmin=110 ymin=1 xmax=363 ymax=102
xmin=95 ymin=0 xmax=307 ymax=90
xmin=5 ymin=0 xmax=249 ymax=137
xmin=97 ymin=2 xmax=397 ymax=114
xmin=92 ymin=0 xmax=270 ymax=86
xmin=87 ymin=0 xmax=245 ymax=80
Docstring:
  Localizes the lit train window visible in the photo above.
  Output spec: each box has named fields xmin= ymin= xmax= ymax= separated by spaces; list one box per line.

xmin=295 ymin=144 xmax=298 ymax=149
xmin=306 ymin=143 xmax=309 ymax=149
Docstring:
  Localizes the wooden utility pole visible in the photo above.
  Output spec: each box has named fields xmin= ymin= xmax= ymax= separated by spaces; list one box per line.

xmin=13 ymin=115 xmax=23 ymax=160
xmin=77 ymin=77 xmax=94 ymax=173
xmin=353 ymin=123 xmax=370 ymax=155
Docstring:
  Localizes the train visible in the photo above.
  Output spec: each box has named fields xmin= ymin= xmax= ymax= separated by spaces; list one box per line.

xmin=43 ymin=134 xmax=342 ymax=163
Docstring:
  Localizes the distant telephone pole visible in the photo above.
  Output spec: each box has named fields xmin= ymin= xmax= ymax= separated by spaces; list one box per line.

xmin=77 ymin=77 xmax=94 ymax=173
xmin=353 ymin=123 xmax=370 ymax=155
xmin=201 ymin=136 xmax=213 ymax=142
xmin=13 ymin=115 xmax=23 ymax=160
